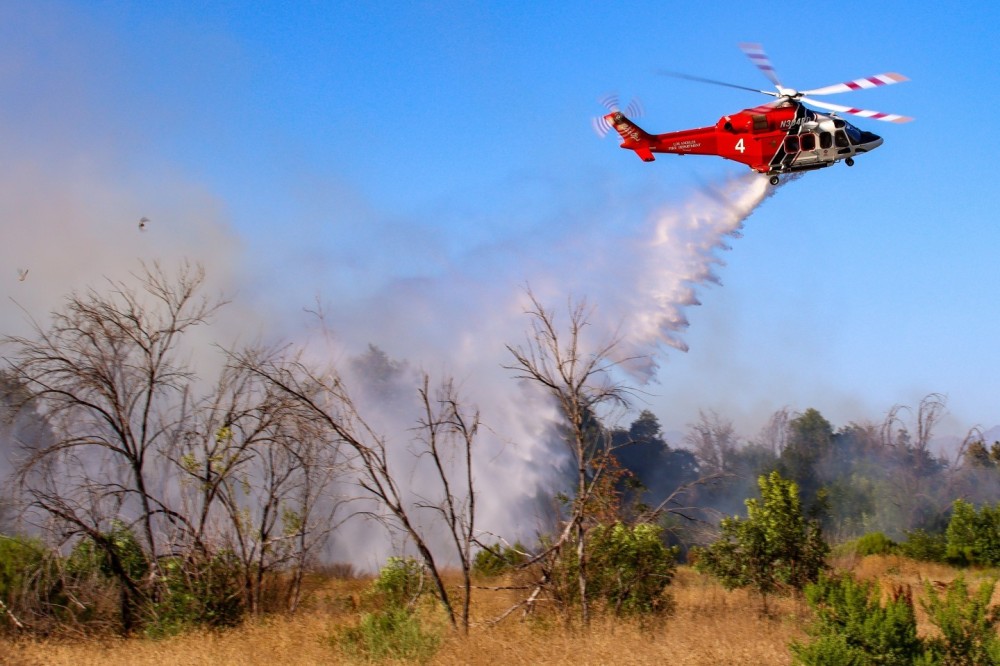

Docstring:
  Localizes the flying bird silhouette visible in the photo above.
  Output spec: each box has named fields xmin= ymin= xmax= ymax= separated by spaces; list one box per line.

xmin=17 ymin=268 xmax=28 ymax=282
xmin=139 ymin=217 xmax=149 ymax=231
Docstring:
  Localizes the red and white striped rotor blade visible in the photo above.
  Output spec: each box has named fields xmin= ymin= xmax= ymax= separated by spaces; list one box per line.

xmin=802 ymin=97 xmax=914 ymax=123
xmin=802 ymin=73 xmax=909 ymax=96
xmin=739 ymin=42 xmax=782 ymax=88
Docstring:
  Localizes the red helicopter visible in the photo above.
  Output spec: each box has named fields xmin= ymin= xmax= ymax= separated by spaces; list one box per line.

xmin=596 ymin=43 xmax=911 ymax=185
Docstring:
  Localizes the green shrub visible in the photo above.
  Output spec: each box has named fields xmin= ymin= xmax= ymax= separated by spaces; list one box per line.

xmin=922 ymin=576 xmax=1000 ymax=666
xmin=368 ymin=557 xmax=426 ymax=610
xmin=67 ymin=521 xmax=148 ymax=583
xmin=542 ymin=522 xmax=677 ymax=618
xmin=0 ymin=535 xmax=46 ymax=601
xmin=854 ymin=531 xmax=897 ymax=557
xmin=335 ymin=556 xmax=442 ymax=662
xmin=337 ymin=606 xmax=441 ymax=663
xmin=146 ymin=551 xmax=245 ymax=638
xmin=586 ymin=522 xmax=676 ymax=617
xmin=65 ymin=530 xmax=248 ymax=637
xmin=791 ymin=573 xmax=926 ymax=666
xmin=0 ymin=535 xmax=50 ymax=633
xmin=792 ymin=573 xmax=1000 ymax=665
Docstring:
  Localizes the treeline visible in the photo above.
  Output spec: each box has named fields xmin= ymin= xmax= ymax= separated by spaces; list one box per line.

xmin=608 ymin=396 xmax=1000 ymax=551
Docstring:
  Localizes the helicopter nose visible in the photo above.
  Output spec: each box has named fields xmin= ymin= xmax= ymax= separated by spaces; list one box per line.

xmin=859 ymin=130 xmax=883 ymax=149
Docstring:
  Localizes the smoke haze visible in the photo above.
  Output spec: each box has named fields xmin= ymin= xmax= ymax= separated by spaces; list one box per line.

xmin=303 ymin=171 xmax=781 ymax=556
xmin=0 ymin=105 xmax=780 ymax=556
xmin=0 ymin=38 xmax=780 ymax=556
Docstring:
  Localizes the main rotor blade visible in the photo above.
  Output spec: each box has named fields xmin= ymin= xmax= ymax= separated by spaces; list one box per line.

xmin=801 ymin=73 xmax=909 ymax=96
xmin=739 ymin=42 xmax=782 ymax=88
xmin=657 ymin=70 xmax=777 ymax=96
xmin=802 ymin=97 xmax=914 ymax=123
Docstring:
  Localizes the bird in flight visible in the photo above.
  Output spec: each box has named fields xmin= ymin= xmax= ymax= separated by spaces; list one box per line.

xmin=139 ymin=217 xmax=149 ymax=231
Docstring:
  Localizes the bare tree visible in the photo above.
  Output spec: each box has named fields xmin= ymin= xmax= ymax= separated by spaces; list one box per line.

xmin=876 ymin=395 xmax=952 ymax=532
xmin=879 ymin=403 xmax=909 ymax=450
xmin=234 ymin=346 xmax=480 ymax=631
xmin=168 ymin=361 xmax=341 ymax=615
xmin=503 ymin=290 xmax=634 ymax=626
xmin=414 ymin=375 xmax=479 ymax=633
xmin=754 ymin=407 xmax=791 ymax=456
xmin=914 ymin=393 xmax=947 ymax=457
xmin=5 ymin=262 xmax=221 ymax=631
xmin=685 ymin=409 xmax=738 ymax=475
xmin=3 ymin=263 xmax=343 ymax=633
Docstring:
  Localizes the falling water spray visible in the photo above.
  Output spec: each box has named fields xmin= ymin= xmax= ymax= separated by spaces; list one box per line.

xmin=605 ymin=172 xmax=779 ymax=382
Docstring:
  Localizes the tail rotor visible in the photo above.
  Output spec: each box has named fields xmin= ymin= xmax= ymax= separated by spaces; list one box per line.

xmin=592 ymin=94 xmax=644 ymax=137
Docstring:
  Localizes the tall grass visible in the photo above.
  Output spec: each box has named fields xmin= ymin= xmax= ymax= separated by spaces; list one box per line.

xmin=4 ymin=557 xmax=996 ymax=665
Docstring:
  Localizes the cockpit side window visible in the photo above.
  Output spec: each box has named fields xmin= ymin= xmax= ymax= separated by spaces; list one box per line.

xmin=834 ymin=130 xmax=849 ymax=148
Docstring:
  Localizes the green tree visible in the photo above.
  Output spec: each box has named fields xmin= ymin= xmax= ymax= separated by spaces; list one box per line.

xmin=779 ymin=408 xmax=833 ymax=514
xmin=945 ymin=499 xmax=1000 ymax=566
xmin=964 ymin=441 xmax=995 ymax=469
xmin=614 ymin=410 xmax=700 ymax=514
xmin=696 ymin=471 xmax=828 ymax=613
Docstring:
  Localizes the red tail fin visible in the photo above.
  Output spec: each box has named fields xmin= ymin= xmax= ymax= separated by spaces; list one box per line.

xmin=605 ymin=112 xmax=655 ymax=162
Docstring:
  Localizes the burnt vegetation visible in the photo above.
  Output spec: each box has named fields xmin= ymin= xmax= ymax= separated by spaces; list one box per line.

xmin=2 ymin=263 xmax=1000 ymax=662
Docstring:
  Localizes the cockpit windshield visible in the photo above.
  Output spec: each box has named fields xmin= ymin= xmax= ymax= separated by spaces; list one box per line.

xmin=844 ymin=122 xmax=882 ymax=146
xmin=845 ymin=123 xmax=863 ymax=145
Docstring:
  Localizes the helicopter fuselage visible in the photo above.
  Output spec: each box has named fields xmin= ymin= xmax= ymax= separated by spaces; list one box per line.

xmin=607 ymin=100 xmax=883 ymax=180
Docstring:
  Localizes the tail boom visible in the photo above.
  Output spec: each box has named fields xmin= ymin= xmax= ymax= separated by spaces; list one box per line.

xmin=605 ymin=112 xmax=718 ymax=162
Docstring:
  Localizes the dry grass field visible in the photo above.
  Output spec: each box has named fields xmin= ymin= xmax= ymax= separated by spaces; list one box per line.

xmin=3 ymin=556 xmax=997 ymax=666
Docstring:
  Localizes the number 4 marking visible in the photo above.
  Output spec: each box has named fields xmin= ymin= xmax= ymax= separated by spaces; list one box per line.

xmin=735 ymin=138 xmax=745 ymax=153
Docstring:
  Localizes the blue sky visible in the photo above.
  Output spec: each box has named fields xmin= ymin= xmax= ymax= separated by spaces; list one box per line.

xmin=2 ymin=1 xmax=999 ymax=442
